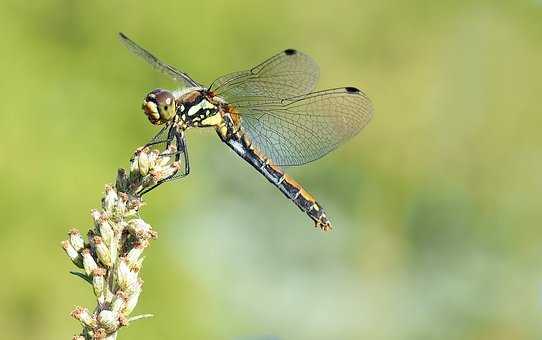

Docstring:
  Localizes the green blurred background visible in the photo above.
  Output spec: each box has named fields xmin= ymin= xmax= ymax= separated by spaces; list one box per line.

xmin=1 ymin=1 xmax=541 ymax=339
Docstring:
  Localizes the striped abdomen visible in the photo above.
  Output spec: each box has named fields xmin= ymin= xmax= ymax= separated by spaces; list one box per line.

xmin=222 ymin=129 xmax=332 ymax=231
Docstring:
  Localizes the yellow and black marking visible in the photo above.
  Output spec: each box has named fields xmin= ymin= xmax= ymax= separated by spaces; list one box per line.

xmin=220 ymin=124 xmax=332 ymax=231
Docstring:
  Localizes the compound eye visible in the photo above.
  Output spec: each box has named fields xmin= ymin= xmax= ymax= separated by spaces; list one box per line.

xmin=158 ymin=94 xmax=176 ymax=121
xmin=142 ymin=89 xmax=176 ymax=124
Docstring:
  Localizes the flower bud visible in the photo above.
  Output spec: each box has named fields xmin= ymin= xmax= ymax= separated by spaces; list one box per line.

xmin=138 ymin=149 xmax=150 ymax=176
xmin=102 ymin=185 xmax=118 ymax=214
xmin=123 ymin=281 xmax=142 ymax=316
xmin=68 ymin=229 xmax=85 ymax=252
xmin=92 ymin=268 xmax=107 ymax=298
xmin=93 ymin=236 xmax=112 ymax=268
xmin=81 ymin=248 xmax=98 ymax=276
xmin=62 ymin=240 xmax=84 ymax=268
xmin=126 ymin=242 xmax=146 ymax=267
xmin=97 ymin=219 xmax=114 ymax=247
xmin=127 ymin=219 xmax=155 ymax=240
xmin=129 ymin=154 xmax=141 ymax=178
xmin=111 ymin=291 xmax=127 ymax=314
xmin=115 ymin=195 xmax=127 ymax=216
xmin=116 ymin=258 xmax=138 ymax=292
xmin=147 ymin=149 xmax=159 ymax=167
xmin=97 ymin=310 xmax=119 ymax=333
xmin=71 ymin=306 xmax=97 ymax=328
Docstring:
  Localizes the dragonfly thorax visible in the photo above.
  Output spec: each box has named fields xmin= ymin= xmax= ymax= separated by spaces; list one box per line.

xmin=177 ymin=89 xmax=221 ymax=128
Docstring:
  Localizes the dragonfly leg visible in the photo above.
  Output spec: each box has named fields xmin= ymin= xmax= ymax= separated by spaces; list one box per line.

xmin=151 ymin=124 xmax=169 ymax=142
xmin=132 ymin=125 xmax=176 ymax=163
xmin=144 ymin=124 xmax=176 ymax=148
xmin=138 ymin=130 xmax=189 ymax=196
xmin=157 ymin=130 xmax=190 ymax=181
xmin=175 ymin=130 xmax=190 ymax=177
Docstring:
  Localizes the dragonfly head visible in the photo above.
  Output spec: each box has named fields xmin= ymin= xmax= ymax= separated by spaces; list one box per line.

xmin=142 ymin=89 xmax=177 ymax=125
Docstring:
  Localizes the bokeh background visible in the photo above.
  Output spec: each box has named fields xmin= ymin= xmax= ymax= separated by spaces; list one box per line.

xmin=1 ymin=1 xmax=541 ymax=339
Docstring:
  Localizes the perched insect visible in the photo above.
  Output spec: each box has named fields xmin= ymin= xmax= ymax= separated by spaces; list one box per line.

xmin=119 ymin=32 xmax=373 ymax=231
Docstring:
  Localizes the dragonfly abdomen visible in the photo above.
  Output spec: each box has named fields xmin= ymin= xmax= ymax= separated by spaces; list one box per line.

xmin=223 ymin=129 xmax=332 ymax=231
xmin=276 ymin=172 xmax=332 ymax=231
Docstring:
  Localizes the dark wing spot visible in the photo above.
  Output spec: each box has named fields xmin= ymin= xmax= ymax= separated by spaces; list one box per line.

xmin=345 ymin=87 xmax=360 ymax=93
xmin=284 ymin=49 xmax=297 ymax=55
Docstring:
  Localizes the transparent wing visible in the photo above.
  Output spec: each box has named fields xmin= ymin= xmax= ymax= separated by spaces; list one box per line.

xmin=118 ymin=32 xmax=200 ymax=88
xmin=233 ymin=87 xmax=373 ymax=166
xmin=210 ymin=49 xmax=319 ymax=101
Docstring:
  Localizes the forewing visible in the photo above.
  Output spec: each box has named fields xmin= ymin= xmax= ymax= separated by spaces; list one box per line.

xmin=119 ymin=33 xmax=200 ymax=88
xmin=210 ymin=49 xmax=319 ymax=101
xmin=236 ymin=87 xmax=373 ymax=166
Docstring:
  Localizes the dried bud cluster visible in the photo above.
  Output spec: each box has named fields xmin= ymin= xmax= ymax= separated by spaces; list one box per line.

xmin=62 ymin=146 xmax=178 ymax=339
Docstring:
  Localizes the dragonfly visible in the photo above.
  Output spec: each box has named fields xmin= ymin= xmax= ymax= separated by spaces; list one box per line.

xmin=119 ymin=32 xmax=373 ymax=231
